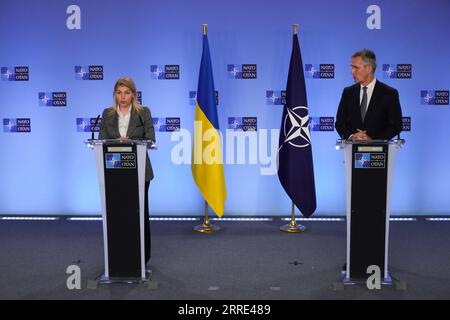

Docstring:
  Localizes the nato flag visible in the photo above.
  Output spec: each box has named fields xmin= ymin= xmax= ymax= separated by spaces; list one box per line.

xmin=278 ymin=33 xmax=316 ymax=217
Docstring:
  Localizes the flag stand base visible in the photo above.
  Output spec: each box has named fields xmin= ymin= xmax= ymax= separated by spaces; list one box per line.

xmin=194 ymin=201 xmax=220 ymax=233
xmin=280 ymin=221 xmax=306 ymax=233
xmin=280 ymin=201 xmax=306 ymax=233
xmin=194 ymin=220 xmax=220 ymax=233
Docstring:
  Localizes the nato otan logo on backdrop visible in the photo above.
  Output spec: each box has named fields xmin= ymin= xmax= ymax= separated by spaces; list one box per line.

xmin=266 ymin=90 xmax=286 ymax=105
xmin=305 ymin=64 xmax=335 ymax=79
xmin=74 ymin=65 xmax=104 ymax=80
xmin=382 ymin=64 xmax=412 ymax=79
xmin=1 ymin=66 xmax=29 ymax=81
xmin=39 ymin=92 xmax=67 ymax=107
xmin=152 ymin=117 xmax=180 ymax=132
xmin=421 ymin=90 xmax=449 ymax=105
xmin=150 ymin=65 xmax=180 ymax=80
xmin=227 ymin=64 xmax=257 ymax=79
xmin=189 ymin=91 xmax=219 ymax=106
xmin=402 ymin=117 xmax=411 ymax=131
xmin=228 ymin=117 xmax=257 ymax=131
xmin=137 ymin=91 xmax=142 ymax=105
xmin=76 ymin=118 xmax=101 ymax=132
xmin=3 ymin=118 xmax=31 ymax=132
xmin=309 ymin=117 xmax=335 ymax=131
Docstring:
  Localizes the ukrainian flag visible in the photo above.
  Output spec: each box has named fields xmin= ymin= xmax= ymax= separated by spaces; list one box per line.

xmin=191 ymin=29 xmax=226 ymax=217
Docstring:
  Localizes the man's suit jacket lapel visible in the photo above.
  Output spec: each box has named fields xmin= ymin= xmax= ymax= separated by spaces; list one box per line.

xmin=352 ymin=85 xmax=363 ymax=129
xmin=364 ymin=81 xmax=381 ymax=125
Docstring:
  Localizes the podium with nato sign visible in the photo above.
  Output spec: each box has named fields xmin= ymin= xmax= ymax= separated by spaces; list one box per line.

xmin=85 ymin=139 xmax=156 ymax=284
xmin=337 ymin=139 xmax=404 ymax=284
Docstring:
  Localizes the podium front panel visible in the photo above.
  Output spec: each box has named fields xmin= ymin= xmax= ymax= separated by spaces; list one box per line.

xmin=103 ymin=143 xmax=141 ymax=277
xmin=349 ymin=143 xmax=388 ymax=279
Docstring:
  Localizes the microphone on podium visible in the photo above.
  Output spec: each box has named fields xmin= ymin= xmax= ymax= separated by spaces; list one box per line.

xmin=91 ymin=114 xmax=100 ymax=140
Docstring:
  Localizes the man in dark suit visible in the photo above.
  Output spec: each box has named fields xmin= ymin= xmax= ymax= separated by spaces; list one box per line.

xmin=99 ymin=77 xmax=155 ymax=265
xmin=335 ymin=49 xmax=403 ymax=140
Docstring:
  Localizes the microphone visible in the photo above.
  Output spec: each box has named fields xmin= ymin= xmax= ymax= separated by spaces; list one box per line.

xmin=91 ymin=114 xmax=100 ymax=140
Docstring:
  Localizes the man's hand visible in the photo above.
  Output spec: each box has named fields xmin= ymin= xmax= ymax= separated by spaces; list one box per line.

xmin=351 ymin=129 xmax=371 ymax=141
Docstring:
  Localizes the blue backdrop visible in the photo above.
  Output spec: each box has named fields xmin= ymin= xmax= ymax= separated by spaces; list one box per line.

xmin=1 ymin=0 xmax=449 ymax=216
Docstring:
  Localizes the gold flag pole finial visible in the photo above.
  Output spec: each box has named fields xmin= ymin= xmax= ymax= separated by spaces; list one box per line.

xmin=293 ymin=24 xmax=298 ymax=35
xmin=203 ymin=24 xmax=208 ymax=35
xmin=280 ymin=201 xmax=306 ymax=233
xmin=194 ymin=200 xmax=221 ymax=233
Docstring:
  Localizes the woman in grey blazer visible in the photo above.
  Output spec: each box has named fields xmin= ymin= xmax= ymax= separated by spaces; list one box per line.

xmin=99 ymin=77 xmax=155 ymax=264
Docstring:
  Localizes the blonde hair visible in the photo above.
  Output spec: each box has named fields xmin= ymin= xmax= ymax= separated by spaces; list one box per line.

xmin=109 ymin=77 xmax=143 ymax=115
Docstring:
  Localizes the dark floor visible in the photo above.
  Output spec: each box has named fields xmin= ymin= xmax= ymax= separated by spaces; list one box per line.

xmin=1 ymin=217 xmax=450 ymax=300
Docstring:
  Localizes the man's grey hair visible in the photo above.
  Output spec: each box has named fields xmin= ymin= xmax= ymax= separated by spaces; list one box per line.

xmin=352 ymin=49 xmax=377 ymax=72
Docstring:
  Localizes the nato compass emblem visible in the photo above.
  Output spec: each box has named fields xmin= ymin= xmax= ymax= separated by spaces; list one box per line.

xmin=78 ymin=119 xmax=88 ymax=131
xmin=5 ymin=120 xmax=15 ymax=131
xmin=106 ymin=153 xmax=121 ymax=168
xmin=384 ymin=65 xmax=395 ymax=78
xmin=307 ymin=65 xmax=317 ymax=77
xmin=355 ymin=153 xmax=370 ymax=168
xmin=230 ymin=65 xmax=239 ymax=77
xmin=229 ymin=118 xmax=240 ymax=130
xmin=281 ymin=106 xmax=311 ymax=149
xmin=153 ymin=118 xmax=161 ymax=131
xmin=152 ymin=67 xmax=162 ymax=78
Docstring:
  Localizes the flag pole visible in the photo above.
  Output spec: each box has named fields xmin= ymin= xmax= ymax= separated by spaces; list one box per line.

xmin=194 ymin=200 xmax=221 ymax=233
xmin=280 ymin=201 xmax=306 ymax=233
xmin=193 ymin=23 xmax=220 ymax=233
xmin=280 ymin=23 xmax=306 ymax=233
